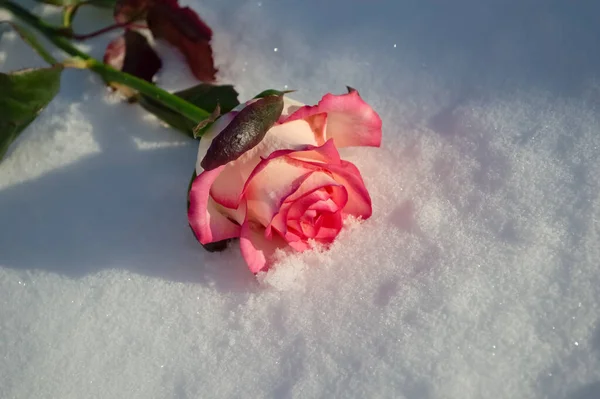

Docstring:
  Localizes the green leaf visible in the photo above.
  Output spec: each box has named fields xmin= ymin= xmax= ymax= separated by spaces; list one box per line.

xmin=0 ymin=66 xmax=62 ymax=161
xmin=176 ymin=84 xmax=240 ymax=115
xmin=200 ymin=94 xmax=284 ymax=171
xmin=253 ymin=89 xmax=296 ymax=99
xmin=138 ymin=84 xmax=240 ymax=138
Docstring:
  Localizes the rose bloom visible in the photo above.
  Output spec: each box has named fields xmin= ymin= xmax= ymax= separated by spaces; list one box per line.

xmin=188 ymin=91 xmax=382 ymax=273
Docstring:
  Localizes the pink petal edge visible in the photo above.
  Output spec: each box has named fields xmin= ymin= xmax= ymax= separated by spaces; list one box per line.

xmin=325 ymin=160 xmax=373 ymax=219
xmin=283 ymin=91 xmax=382 ymax=148
xmin=243 ymin=139 xmax=343 ymax=199
xmin=239 ymin=219 xmax=287 ymax=274
xmin=188 ymin=166 xmax=241 ymax=244
xmin=210 ymin=119 xmax=320 ymax=210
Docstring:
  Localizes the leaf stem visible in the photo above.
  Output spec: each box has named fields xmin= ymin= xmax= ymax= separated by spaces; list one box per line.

xmin=0 ymin=0 xmax=210 ymax=123
xmin=69 ymin=9 xmax=147 ymax=41
xmin=62 ymin=4 xmax=79 ymax=28
xmin=70 ymin=21 xmax=131 ymax=40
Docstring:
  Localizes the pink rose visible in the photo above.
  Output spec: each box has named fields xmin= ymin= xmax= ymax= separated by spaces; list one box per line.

xmin=188 ymin=91 xmax=382 ymax=273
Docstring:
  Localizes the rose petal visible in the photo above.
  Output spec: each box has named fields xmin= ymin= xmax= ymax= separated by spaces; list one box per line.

xmin=260 ymin=139 xmax=341 ymax=169
xmin=286 ymin=189 xmax=344 ymax=241
xmin=281 ymin=226 xmax=310 ymax=251
xmin=287 ymin=189 xmax=342 ymax=220
xmin=188 ymin=166 xmax=241 ymax=244
xmin=269 ymin=141 xmax=370 ymax=219
xmin=288 ymin=240 xmax=310 ymax=251
xmin=245 ymin=139 xmax=370 ymax=239
xmin=240 ymin=219 xmax=287 ymax=273
xmin=283 ymin=172 xmax=341 ymax=204
xmin=323 ymin=160 xmax=373 ymax=219
xmin=245 ymin=162 xmax=343 ymax=231
xmin=283 ymin=91 xmax=382 ymax=148
xmin=265 ymin=202 xmax=291 ymax=238
xmin=280 ymin=96 xmax=305 ymax=119
xmin=255 ymin=118 xmax=320 ymax=154
xmin=314 ymin=211 xmax=343 ymax=242
xmin=309 ymin=198 xmax=339 ymax=213
xmin=299 ymin=220 xmax=317 ymax=238
xmin=206 ymin=118 xmax=319 ymax=210
xmin=303 ymin=113 xmax=327 ymax=146
xmin=209 ymin=154 xmax=261 ymax=209
xmin=243 ymin=158 xmax=312 ymax=226
xmin=242 ymin=143 xmax=341 ymax=226
xmin=268 ymin=184 xmax=347 ymax=242
xmin=304 ymin=209 xmax=318 ymax=219
xmin=283 ymin=194 xmax=344 ymax=247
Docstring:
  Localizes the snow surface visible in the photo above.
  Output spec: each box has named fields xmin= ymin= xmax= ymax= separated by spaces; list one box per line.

xmin=2 ymin=0 xmax=600 ymax=398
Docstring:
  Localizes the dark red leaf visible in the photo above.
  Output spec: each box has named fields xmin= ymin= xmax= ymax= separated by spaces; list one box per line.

xmin=103 ymin=30 xmax=162 ymax=95
xmin=146 ymin=2 xmax=216 ymax=82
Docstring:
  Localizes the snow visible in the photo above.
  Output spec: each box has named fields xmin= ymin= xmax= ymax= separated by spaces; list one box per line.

xmin=1 ymin=0 xmax=600 ymax=398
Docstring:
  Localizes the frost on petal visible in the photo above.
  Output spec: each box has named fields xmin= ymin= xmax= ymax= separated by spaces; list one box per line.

xmin=284 ymin=91 xmax=382 ymax=148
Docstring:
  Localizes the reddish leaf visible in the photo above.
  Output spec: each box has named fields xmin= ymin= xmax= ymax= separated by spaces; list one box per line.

xmin=112 ymin=0 xmax=216 ymax=81
xmin=103 ymin=29 xmax=162 ymax=95
xmin=146 ymin=2 xmax=216 ymax=82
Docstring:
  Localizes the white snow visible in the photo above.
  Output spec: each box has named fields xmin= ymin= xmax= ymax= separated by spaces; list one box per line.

xmin=2 ymin=0 xmax=600 ymax=398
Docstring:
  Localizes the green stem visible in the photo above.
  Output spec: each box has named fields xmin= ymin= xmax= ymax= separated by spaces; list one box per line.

xmin=0 ymin=0 xmax=210 ymax=123
xmin=62 ymin=4 xmax=79 ymax=28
